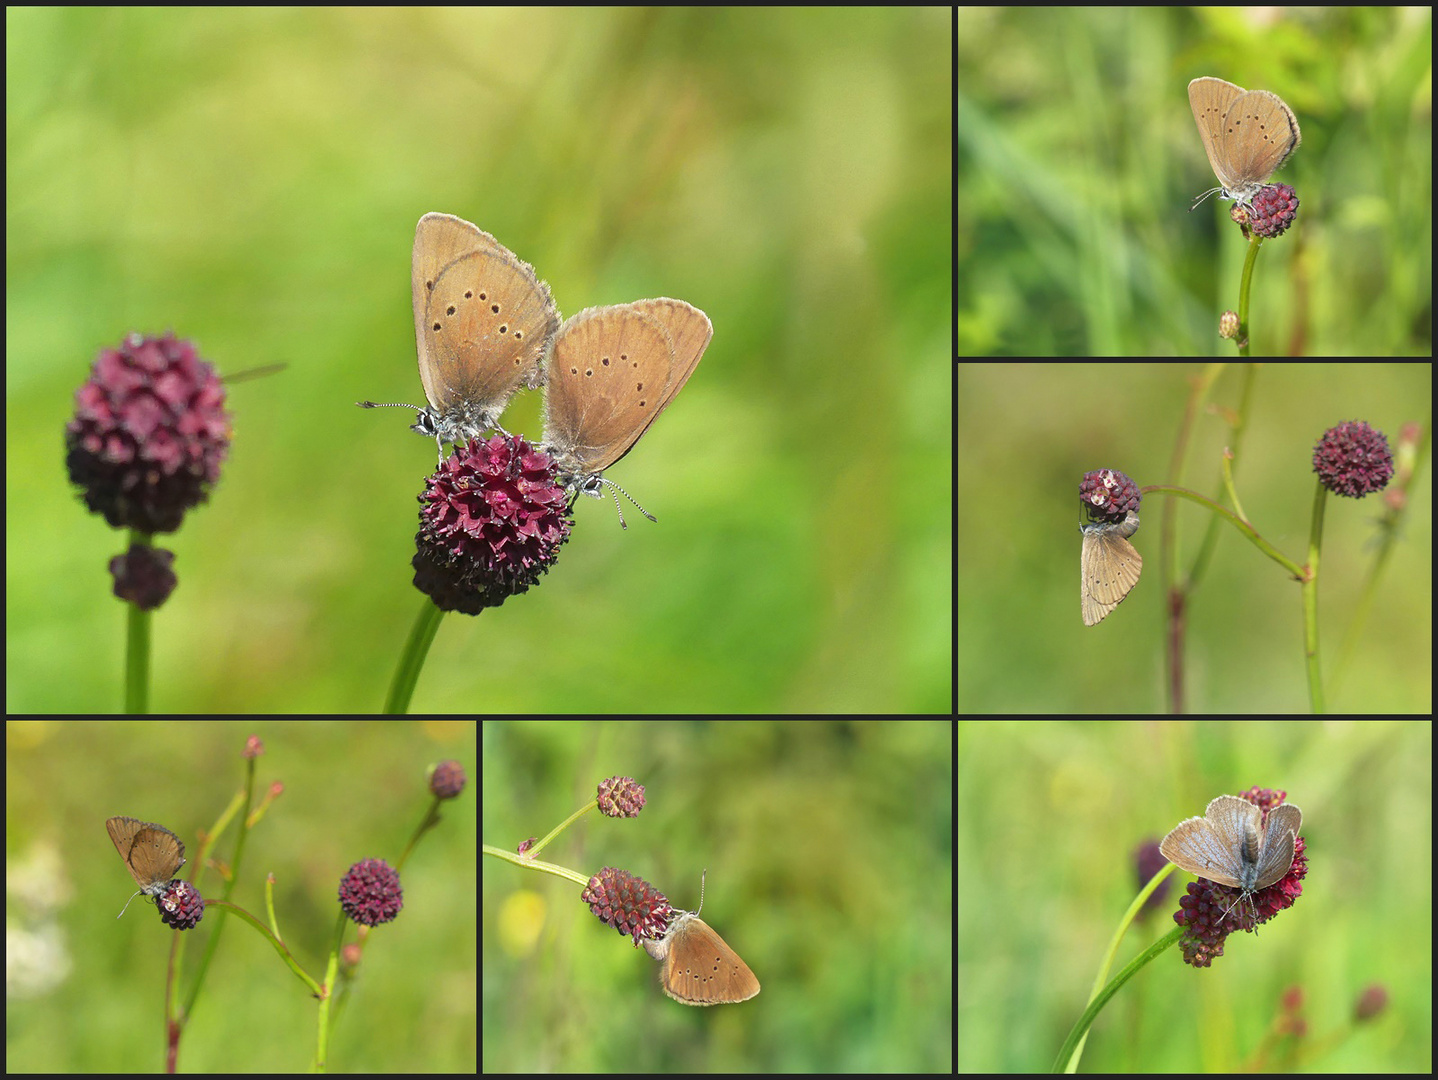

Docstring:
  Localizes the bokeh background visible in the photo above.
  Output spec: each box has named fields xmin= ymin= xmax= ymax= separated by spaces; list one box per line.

xmin=5 ymin=719 xmax=476 ymax=1072
xmin=957 ymin=7 xmax=1433 ymax=356
xmin=957 ymin=363 xmax=1432 ymax=714
xmin=958 ymin=721 xmax=1432 ymax=1071
xmin=7 ymin=8 xmax=952 ymax=713
xmin=482 ymin=720 xmax=953 ymax=1071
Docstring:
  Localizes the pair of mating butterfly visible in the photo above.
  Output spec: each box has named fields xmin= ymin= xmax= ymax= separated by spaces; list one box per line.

xmin=360 ymin=213 xmax=711 ymax=523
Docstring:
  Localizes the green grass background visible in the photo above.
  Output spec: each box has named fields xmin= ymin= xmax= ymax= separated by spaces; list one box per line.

xmin=957 ymin=363 xmax=1432 ymax=714
xmin=5 ymin=719 xmax=476 ymax=1072
xmin=7 ymin=9 xmax=952 ymax=713
xmin=958 ymin=721 xmax=1432 ymax=1071
xmin=482 ymin=719 xmax=953 ymax=1071
xmin=957 ymin=8 xmax=1432 ymax=356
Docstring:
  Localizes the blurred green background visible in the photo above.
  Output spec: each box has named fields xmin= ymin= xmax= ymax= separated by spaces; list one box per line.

xmin=482 ymin=720 xmax=953 ymax=1071
xmin=5 ymin=719 xmax=476 ymax=1072
xmin=957 ymin=363 xmax=1432 ymax=713
xmin=958 ymin=721 xmax=1432 ymax=1071
xmin=957 ymin=8 xmax=1433 ymax=356
xmin=6 ymin=8 xmax=952 ymax=713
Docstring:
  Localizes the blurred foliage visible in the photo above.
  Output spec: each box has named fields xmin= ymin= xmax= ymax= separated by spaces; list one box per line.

xmin=957 ymin=363 xmax=1431 ymax=713
xmin=957 ymin=7 xmax=1432 ymax=355
xmin=482 ymin=719 xmax=953 ymax=1071
xmin=959 ymin=721 xmax=1432 ymax=1070
xmin=7 ymin=8 xmax=952 ymax=712
xmin=5 ymin=719 xmax=475 ymax=1071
